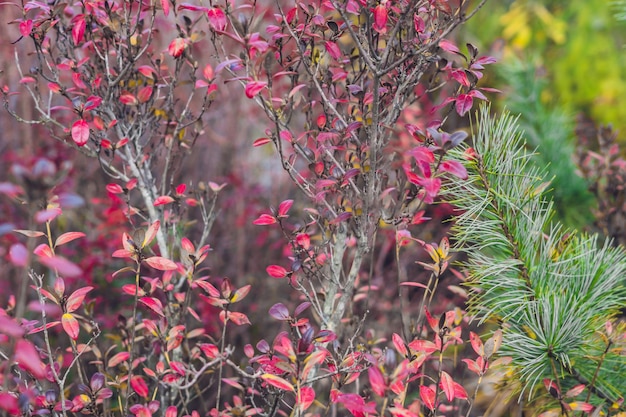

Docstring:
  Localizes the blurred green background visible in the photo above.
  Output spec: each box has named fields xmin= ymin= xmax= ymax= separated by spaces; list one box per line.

xmin=459 ymin=0 xmax=626 ymax=230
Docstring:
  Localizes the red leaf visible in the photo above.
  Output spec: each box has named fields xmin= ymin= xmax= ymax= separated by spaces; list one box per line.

xmin=296 ymin=233 xmax=311 ymax=249
xmin=39 ymin=255 xmax=82 ymax=278
xmin=439 ymin=39 xmax=459 ymax=54
xmin=106 ymin=183 xmax=124 ymax=194
xmin=144 ymin=256 xmax=178 ymax=271
xmin=0 ymin=316 xmax=25 ymax=337
xmin=140 ymin=297 xmax=165 ymax=317
xmin=439 ymin=160 xmax=468 ymax=179
xmin=207 ymin=8 xmax=227 ymax=31
xmin=137 ymin=66 xmax=156 ymax=79
xmin=439 ymin=371 xmax=455 ymax=402
xmin=419 ymin=386 xmax=436 ymax=410
xmin=71 ymin=119 xmax=90 ymax=146
xmin=253 ymin=214 xmax=277 ymax=225
xmin=19 ymin=19 xmax=33 ymax=37
xmin=324 ymin=41 xmax=341 ymax=60
xmin=161 ymin=0 xmax=169 ymax=16
xmin=464 ymin=357 xmax=485 ymax=375
xmin=277 ymin=199 xmax=294 ymax=217
xmin=368 ymin=366 xmax=386 ymax=397
xmin=455 ymin=94 xmax=473 ymax=117
xmin=108 ymin=351 xmax=130 ymax=368
xmin=372 ymin=5 xmax=388 ymax=33
xmin=143 ymin=220 xmax=160 ymax=249
xmin=469 ymin=332 xmax=484 ymax=356
xmin=266 ymin=265 xmax=288 ymax=278
xmin=72 ymin=15 xmax=86 ymax=44
xmin=225 ymin=311 xmax=250 ymax=326
xmin=392 ymin=333 xmax=408 ymax=357
xmin=119 ymin=93 xmax=138 ymax=105
xmin=297 ymin=386 xmax=315 ymax=410
xmin=154 ymin=195 xmax=175 ymax=206
xmin=253 ymin=137 xmax=271 ymax=147
xmin=168 ymin=37 xmax=188 ymax=58
xmin=261 ymin=373 xmax=295 ymax=392
xmin=62 ymin=313 xmax=80 ymax=340
xmin=14 ymin=339 xmax=46 ymax=379
xmin=414 ymin=14 xmax=425 ymax=32
xmin=65 ymin=286 xmax=94 ymax=313
xmin=165 ymin=407 xmax=177 ymax=417
xmin=245 ymin=81 xmax=267 ymax=99
xmin=130 ymin=376 xmax=149 ymax=398
xmin=55 ymin=232 xmax=86 ymax=247
xmin=9 ymin=243 xmax=28 ymax=267
xmin=0 ymin=393 xmax=19 ymax=415
xmin=137 ymin=86 xmax=153 ymax=103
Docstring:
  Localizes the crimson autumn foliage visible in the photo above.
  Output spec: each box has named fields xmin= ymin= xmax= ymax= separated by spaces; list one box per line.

xmin=0 ymin=0 xmax=567 ymax=416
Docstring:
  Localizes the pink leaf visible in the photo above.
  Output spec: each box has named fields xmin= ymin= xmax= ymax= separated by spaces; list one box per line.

xmin=143 ymin=220 xmax=160 ymax=249
xmin=455 ymin=94 xmax=473 ymax=117
xmin=439 ymin=39 xmax=459 ymax=54
xmin=14 ymin=339 xmax=46 ymax=379
xmin=0 ymin=316 xmax=24 ymax=337
xmin=419 ymin=386 xmax=436 ymax=410
xmin=297 ymin=386 xmax=315 ymax=410
xmin=137 ymin=66 xmax=156 ymax=79
xmin=106 ymin=183 xmax=124 ymax=194
xmin=119 ymin=93 xmax=138 ymax=105
xmin=439 ymin=371 xmax=455 ymax=402
xmin=203 ymin=63 xmax=215 ymax=80
xmin=368 ymin=366 xmax=386 ymax=397
xmin=168 ymin=38 xmax=188 ymax=58
xmin=372 ymin=4 xmax=388 ymax=33
xmin=161 ymin=0 xmax=169 ymax=16
xmin=0 ymin=393 xmax=19 ymax=415
xmin=108 ymin=351 xmax=130 ymax=368
xmin=9 ymin=243 xmax=28 ymax=267
xmin=469 ymin=332 xmax=484 ymax=356
xmin=296 ymin=233 xmax=311 ymax=249
xmin=130 ymin=376 xmax=149 ymax=398
xmin=392 ymin=333 xmax=408 ymax=357
xmin=39 ymin=255 xmax=82 ymax=277
xmin=245 ymin=81 xmax=267 ymax=99
xmin=72 ymin=15 xmax=86 ymax=44
xmin=207 ymin=8 xmax=227 ymax=31
xmin=261 ymin=373 xmax=295 ymax=392
xmin=62 ymin=313 xmax=80 ymax=340
xmin=55 ymin=232 xmax=86 ymax=247
xmin=253 ymin=137 xmax=271 ymax=147
xmin=35 ymin=208 xmax=63 ymax=223
xmin=439 ymin=160 xmax=468 ymax=179
xmin=154 ymin=195 xmax=175 ymax=206
xmin=71 ymin=119 xmax=90 ymax=146
xmin=277 ymin=199 xmax=293 ymax=217
xmin=140 ymin=297 xmax=165 ymax=317
xmin=324 ymin=41 xmax=341 ymax=60
xmin=253 ymin=214 xmax=277 ymax=225
xmin=266 ymin=265 xmax=288 ymax=278
xmin=19 ymin=19 xmax=33 ymax=37
xmin=65 ymin=286 xmax=93 ymax=313
xmin=137 ymin=86 xmax=153 ymax=103
xmin=144 ymin=256 xmax=178 ymax=271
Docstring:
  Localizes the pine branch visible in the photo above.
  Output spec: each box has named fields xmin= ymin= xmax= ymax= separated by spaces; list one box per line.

xmin=445 ymin=106 xmax=626 ymax=403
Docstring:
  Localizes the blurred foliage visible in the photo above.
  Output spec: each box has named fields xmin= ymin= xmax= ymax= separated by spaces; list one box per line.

xmin=464 ymin=0 xmax=626 ymax=135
